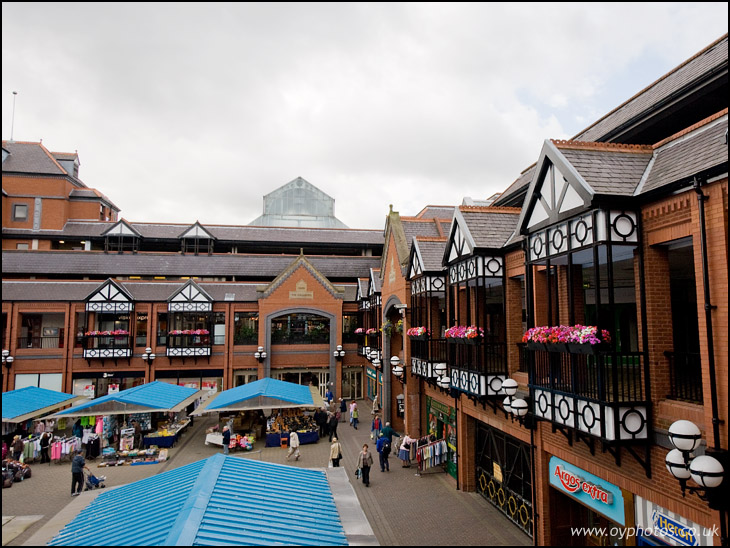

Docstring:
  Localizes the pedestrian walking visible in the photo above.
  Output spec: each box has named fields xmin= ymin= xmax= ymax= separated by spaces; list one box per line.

xmin=71 ymin=449 xmax=89 ymax=496
xmin=376 ymin=433 xmax=391 ymax=472
xmin=328 ymin=412 xmax=338 ymax=442
xmin=371 ymin=414 xmax=382 ymax=440
xmin=357 ymin=443 xmax=374 ymax=487
xmin=11 ymin=435 xmax=23 ymax=461
xmin=349 ymin=400 xmax=356 ymax=426
xmin=40 ymin=431 xmax=51 ymax=464
xmin=222 ymin=425 xmax=231 ymax=455
xmin=330 ymin=437 xmax=343 ymax=467
xmin=380 ymin=422 xmax=400 ymax=443
xmin=286 ymin=429 xmax=300 ymax=461
xmin=132 ymin=419 xmax=142 ymax=449
xmin=372 ymin=394 xmax=379 ymax=415
xmin=325 ymin=387 xmax=334 ymax=404
xmin=339 ymin=398 xmax=347 ymax=422
xmin=352 ymin=402 xmax=360 ymax=430
xmin=315 ymin=407 xmax=328 ymax=438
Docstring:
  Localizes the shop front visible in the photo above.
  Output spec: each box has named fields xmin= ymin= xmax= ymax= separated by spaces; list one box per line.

xmin=549 ymin=456 xmax=628 ymax=546
xmin=634 ymin=496 xmax=716 ymax=547
xmin=366 ymin=367 xmax=382 ymax=403
xmin=427 ymin=396 xmax=457 ymax=479
xmin=71 ymin=371 xmax=145 ymax=399
xmin=154 ymin=369 xmax=222 ymax=397
xmin=270 ymin=367 xmax=330 ymax=398
xmin=475 ymin=421 xmax=533 ymax=538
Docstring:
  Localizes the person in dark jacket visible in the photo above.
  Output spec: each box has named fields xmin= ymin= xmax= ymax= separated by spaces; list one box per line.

xmin=328 ymin=412 xmax=338 ymax=442
xmin=222 ymin=425 xmax=231 ymax=455
xmin=71 ymin=450 xmax=89 ymax=496
xmin=375 ymin=433 xmax=391 ymax=472
xmin=40 ymin=431 xmax=52 ymax=463
xmin=315 ymin=408 xmax=328 ymax=438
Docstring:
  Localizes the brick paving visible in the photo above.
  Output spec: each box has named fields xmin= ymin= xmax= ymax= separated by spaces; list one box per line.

xmin=2 ymin=401 xmax=531 ymax=546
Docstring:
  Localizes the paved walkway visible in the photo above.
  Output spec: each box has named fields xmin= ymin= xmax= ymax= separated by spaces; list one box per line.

xmin=2 ymin=401 xmax=531 ymax=546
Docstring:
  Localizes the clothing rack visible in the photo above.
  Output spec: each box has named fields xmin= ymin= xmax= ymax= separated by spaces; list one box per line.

xmin=414 ymin=437 xmax=448 ymax=477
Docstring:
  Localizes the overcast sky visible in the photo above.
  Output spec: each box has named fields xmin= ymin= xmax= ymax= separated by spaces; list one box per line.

xmin=3 ymin=3 xmax=728 ymax=230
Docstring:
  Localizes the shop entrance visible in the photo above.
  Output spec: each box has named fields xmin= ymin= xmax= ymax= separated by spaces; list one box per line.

xmin=550 ymin=488 xmax=625 ymax=546
xmin=342 ymin=368 xmax=363 ymax=400
xmin=271 ymin=368 xmax=329 ymax=398
xmin=475 ymin=422 xmax=533 ymax=538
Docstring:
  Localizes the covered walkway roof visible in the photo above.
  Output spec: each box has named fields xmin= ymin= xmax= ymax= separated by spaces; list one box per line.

xmin=2 ymin=386 xmax=84 ymax=423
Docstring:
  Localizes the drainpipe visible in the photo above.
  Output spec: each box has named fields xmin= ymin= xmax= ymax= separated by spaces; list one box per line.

xmin=693 ymin=176 xmax=721 ymax=450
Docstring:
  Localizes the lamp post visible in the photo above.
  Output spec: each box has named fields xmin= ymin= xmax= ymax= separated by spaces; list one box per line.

xmin=333 ymin=345 xmax=345 ymax=361
xmin=500 ymin=378 xmax=532 ymax=427
xmin=254 ymin=346 xmax=267 ymax=363
xmin=141 ymin=347 xmax=156 ymax=365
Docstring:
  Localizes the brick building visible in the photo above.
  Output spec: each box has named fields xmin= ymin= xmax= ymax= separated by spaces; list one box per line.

xmin=373 ymin=35 xmax=728 ymax=545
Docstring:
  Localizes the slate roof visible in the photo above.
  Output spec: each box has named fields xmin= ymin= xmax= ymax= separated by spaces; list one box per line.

xmin=458 ymin=208 xmax=521 ymax=249
xmin=415 ymin=238 xmax=447 ymax=272
xmin=1 ymin=251 xmax=380 ymax=279
xmin=2 ymin=220 xmax=384 ymax=246
xmin=414 ymin=206 xmax=455 ymax=219
xmin=640 ymin=114 xmax=728 ymax=194
xmin=574 ymin=35 xmax=728 ymax=142
xmin=48 ymin=454 xmax=346 ymax=546
xmin=401 ymin=219 xmax=444 ymax=247
xmin=2 ymin=141 xmax=70 ymax=177
xmin=555 ymin=143 xmax=654 ymax=196
xmin=1 ymin=279 xmax=358 ymax=303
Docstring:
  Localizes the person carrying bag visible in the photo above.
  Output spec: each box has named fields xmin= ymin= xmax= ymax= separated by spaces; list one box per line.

xmin=330 ymin=437 xmax=343 ymax=467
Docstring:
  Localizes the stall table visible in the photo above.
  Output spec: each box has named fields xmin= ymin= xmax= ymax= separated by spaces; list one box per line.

xmin=265 ymin=431 xmax=319 ymax=447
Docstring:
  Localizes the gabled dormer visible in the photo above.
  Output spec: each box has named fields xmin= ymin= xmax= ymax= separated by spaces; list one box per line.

xmin=168 ymin=279 xmax=213 ymax=312
xmin=102 ymin=219 xmax=142 ymax=254
xmin=85 ymin=278 xmax=134 ymax=313
xmin=444 ymin=212 xmax=475 ymax=265
xmin=178 ymin=221 xmax=216 ymax=255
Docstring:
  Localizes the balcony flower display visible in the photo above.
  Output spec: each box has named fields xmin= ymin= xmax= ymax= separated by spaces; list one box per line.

xmin=522 ymin=325 xmax=610 ymax=353
xmin=168 ymin=329 xmax=210 ymax=336
xmin=85 ymin=330 xmax=129 ymax=336
xmin=354 ymin=328 xmax=365 ymax=335
xmin=445 ymin=325 xmax=484 ymax=342
xmin=407 ymin=326 xmax=430 ymax=340
xmin=366 ymin=328 xmax=378 ymax=335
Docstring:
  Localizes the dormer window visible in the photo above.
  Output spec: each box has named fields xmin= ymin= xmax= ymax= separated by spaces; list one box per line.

xmin=179 ymin=221 xmax=216 ymax=255
xmin=102 ymin=219 xmax=142 ymax=254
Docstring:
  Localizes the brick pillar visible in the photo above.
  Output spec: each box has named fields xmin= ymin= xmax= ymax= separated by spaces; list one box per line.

xmin=533 ymin=266 xmax=548 ymax=326
xmin=641 ymin=243 xmax=673 ymax=403
xmin=506 ymin=275 xmax=524 ymax=375
xmin=458 ymin=409 xmax=476 ymax=491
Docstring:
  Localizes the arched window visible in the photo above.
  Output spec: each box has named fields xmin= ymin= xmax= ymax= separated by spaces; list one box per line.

xmin=271 ymin=313 xmax=329 ymax=344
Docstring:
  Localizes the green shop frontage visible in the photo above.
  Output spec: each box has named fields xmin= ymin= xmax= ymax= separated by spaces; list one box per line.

xmin=426 ymin=396 xmax=457 ymax=479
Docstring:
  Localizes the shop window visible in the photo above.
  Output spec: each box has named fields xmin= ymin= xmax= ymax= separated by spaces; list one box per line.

xmin=157 ymin=313 xmax=168 ymax=345
xmin=234 ymin=313 xmax=258 ymax=345
xmin=213 ymin=312 xmax=226 ymax=345
xmin=135 ymin=312 xmax=148 ymax=347
xmin=14 ymin=373 xmax=63 ymax=392
xmin=16 ymin=242 xmax=29 ymax=250
xmin=18 ymin=313 xmax=65 ymax=349
xmin=271 ymin=313 xmax=329 ymax=344
xmin=13 ymin=203 xmax=28 ymax=221
xmin=342 ymin=314 xmax=359 ymax=343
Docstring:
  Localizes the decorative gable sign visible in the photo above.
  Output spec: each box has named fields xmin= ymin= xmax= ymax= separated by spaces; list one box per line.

xmin=86 ymin=280 xmax=133 ymax=313
xmin=289 ymin=280 xmax=313 ymax=300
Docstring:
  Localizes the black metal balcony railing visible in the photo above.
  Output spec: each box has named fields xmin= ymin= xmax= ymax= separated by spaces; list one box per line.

xmin=410 ymin=338 xmax=448 ymax=363
xmin=18 ymin=336 xmax=62 ymax=349
xmin=167 ymin=334 xmax=211 ymax=348
xmin=665 ymin=351 xmax=703 ymax=404
xmin=517 ymin=343 xmax=528 ymax=373
xmin=271 ymin=330 xmax=329 ymax=345
xmin=83 ymin=334 xmax=132 ymax=350
xmin=448 ymin=338 xmax=508 ymax=377
xmin=529 ymin=349 xmax=644 ymax=403
xmin=527 ymin=347 xmax=649 ymax=443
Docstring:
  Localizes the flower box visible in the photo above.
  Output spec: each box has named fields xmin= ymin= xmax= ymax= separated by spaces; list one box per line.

xmin=408 ymin=334 xmax=427 ymax=341
xmin=545 ymin=343 xmax=569 ymax=353
xmin=526 ymin=341 xmax=546 ymax=351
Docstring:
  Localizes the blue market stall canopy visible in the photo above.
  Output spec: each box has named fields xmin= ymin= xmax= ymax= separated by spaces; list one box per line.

xmin=2 ymin=386 xmax=85 ymax=423
xmin=191 ymin=378 xmax=326 ymax=415
xmin=48 ymin=453 xmax=347 ymax=546
xmin=51 ymin=381 xmax=205 ymax=418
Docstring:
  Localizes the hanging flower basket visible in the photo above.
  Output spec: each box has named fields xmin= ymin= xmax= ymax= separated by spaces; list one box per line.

xmin=445 ymin=325 xmax=484 ymax=342
xmin=522 ymin=325 xmax=611 ymax=353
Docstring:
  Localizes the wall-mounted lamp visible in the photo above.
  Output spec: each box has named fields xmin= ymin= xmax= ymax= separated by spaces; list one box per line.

xmin=141 ymin=347 xmax=155 ymax=365
xmin=391 ymin=355 xmax=405 ymax=384
xmin=254 ymin=346 xmax=267 ymax=363
xmin=334 ymin=345 xmax=345 ymax=361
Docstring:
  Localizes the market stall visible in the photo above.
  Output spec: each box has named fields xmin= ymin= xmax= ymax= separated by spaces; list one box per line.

xmin=50 ymin=382 xmax=206 ymax=458
xmin=192 ymin=378 xmax=326 ymax=447
xmin=2 ymin=386 xmax=86 ymax=469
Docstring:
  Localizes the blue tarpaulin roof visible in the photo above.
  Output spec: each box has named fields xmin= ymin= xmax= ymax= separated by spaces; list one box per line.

xmin=2 ymin=386 xmax=81 ymax=423
xmin=53 ymin=381 xmax=202 ymax=417
xmin=195 ymin=378 xmax=322 ymax=414
xmin=49 ymin=453 xmax=347 ymax=546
